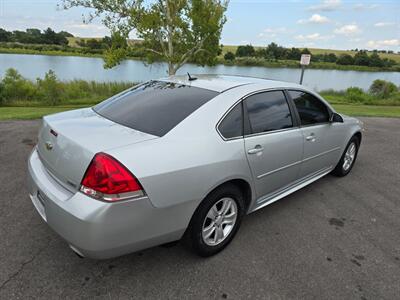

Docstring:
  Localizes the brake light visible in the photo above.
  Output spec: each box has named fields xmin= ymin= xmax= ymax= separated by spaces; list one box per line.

xmin=80 ymin=152 xmax=144 ymax=202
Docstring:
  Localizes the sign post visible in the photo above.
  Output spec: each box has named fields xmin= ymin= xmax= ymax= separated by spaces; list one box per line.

xmin=299 ymin=54 xmax=311 ymax=84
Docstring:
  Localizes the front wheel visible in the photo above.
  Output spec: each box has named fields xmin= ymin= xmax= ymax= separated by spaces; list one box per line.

xmin=185 ymin=184 xmax=245 ymax=257
xmin=331 ymin=136 xmax=360 ymax=177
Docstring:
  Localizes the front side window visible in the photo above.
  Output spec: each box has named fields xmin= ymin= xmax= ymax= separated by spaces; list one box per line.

xmin=244 ymin=91 xmax=293 ymax=134
xmin=94 ymin=81 xmax=218 ymax=136
xmin=218 ymin=103 xmax=243 ymax=139
xmin=288 ymin=90 xmax=330 ymax=125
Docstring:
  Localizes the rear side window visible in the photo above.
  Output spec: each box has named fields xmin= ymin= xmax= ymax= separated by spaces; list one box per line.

xmin=288 ymin=90 xmax=330 ymax=125
xmin=245 ymin=91 xmax=293 ymax=134
xmin=218 ymin=103 xmax=243 ymax=139
xmin=94 ymin=81 xmax=218 ymax=136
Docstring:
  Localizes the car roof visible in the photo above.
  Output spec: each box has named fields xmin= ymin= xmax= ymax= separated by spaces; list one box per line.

xmin=159 ymin=74 xmax=304 ymax=93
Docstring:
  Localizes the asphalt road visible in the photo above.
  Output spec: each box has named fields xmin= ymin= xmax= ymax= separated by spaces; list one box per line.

xmin=0 ymin=117 xmax=399 ymax=299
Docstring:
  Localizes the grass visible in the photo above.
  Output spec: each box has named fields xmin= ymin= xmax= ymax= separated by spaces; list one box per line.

xmin=221 ymin=45 xmax=400 ymax=63
xmin=0 ymin=105 xmax=87 ymax=120
xmin=1 ymin=103 xmax=399 ymax=120
xmin=332 ymin=104 xmax=400 ymax=117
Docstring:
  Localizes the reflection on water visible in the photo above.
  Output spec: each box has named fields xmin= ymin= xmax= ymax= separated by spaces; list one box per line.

xmin=0 ymin=53 xmax=398 ymax=91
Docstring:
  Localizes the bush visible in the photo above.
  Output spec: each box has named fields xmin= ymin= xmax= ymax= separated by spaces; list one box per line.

xmin=345 ymin=87 xmax=368 ymax=103
xmin=224 ymin=51 xmax=235 ymax=61
xmin=36 ymin=70 xmax=64 ymax=105
xmin=369 ymin=79 xmax=398 ymax=99
xmin=1 ymin=68 xmax=36 ymax=103
xmin=337 ymin=54 xmax=354 ymax=65
xmin=235 ymin=45 xmax=255 ymax=57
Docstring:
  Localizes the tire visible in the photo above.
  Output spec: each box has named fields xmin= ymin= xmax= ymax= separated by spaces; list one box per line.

xmin=331 ymin=135 xmax=360 ymax=177
xmin=185 ymin=183 xmax=245 ymax=257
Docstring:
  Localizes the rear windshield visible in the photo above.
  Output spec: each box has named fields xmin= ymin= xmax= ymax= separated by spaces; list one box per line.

xmin=94 ymin=81 xmax=218 ymax=136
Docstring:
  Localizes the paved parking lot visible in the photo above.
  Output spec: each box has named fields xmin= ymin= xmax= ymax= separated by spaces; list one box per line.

xmin=0 ymin=117 xmax=399 ymax=299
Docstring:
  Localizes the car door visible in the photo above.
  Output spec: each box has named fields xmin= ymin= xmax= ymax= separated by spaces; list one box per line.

xmin=287 ymin=90 xmax=343 ymax=178
xmin=243 ymin=90 xmax=304 ymax=200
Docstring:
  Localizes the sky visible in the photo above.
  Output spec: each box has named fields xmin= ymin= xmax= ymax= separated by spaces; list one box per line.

xmin=0 ymin=0 xmax=399 ymax=51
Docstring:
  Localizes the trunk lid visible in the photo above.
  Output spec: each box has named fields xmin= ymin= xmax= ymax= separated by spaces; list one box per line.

xmin=37 ymin=108 xmax=157 ymax=192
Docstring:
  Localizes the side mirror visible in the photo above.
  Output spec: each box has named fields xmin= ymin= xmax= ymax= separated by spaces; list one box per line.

xmin=330 ymin=112 xmax=343 ymax=123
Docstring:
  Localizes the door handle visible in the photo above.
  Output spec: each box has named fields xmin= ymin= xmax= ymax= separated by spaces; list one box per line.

xmin=248 ymin=145 xmax=264 ymax=154
xmin=305 ymin=133 xmax=316 ymax=142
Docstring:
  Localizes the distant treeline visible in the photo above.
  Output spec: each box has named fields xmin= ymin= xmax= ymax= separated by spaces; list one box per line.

xmin=0 ymin=28 xmax=73 ymax=45
xmin=224 ymin=43 xmax=398 ymax=68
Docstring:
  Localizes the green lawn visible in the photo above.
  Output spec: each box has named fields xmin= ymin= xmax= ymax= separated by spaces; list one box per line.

xmin=0 ymin=106 xmax=87 ymax=120
xmin=1 ymin=104 xmax=399 ymax=120
xmin=332 ymin=104 xmax=400 ymax=118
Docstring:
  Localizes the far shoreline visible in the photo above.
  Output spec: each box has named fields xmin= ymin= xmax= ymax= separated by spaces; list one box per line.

xmin=1 ymin=48 xmax=399 ymax=74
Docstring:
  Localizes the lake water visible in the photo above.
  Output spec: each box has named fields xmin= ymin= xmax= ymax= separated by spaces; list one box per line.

xmin=0 ymin=53 xmax=399 ymax=91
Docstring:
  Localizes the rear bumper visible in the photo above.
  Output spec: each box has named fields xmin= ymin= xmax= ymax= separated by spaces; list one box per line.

xmin=28 ymin=148 xmax=187 ymax=259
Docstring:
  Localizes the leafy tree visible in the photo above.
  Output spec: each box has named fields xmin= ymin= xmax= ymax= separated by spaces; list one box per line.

xmin=266 ymin=42 xmax=286 ymax=60
xmin=336 ymin=54 xmax=354 ymax=65
xmin=369 ymin=79 xmax=398 ymax=99
xmin=353 ymin=50 xmax=370 ymax=66
xmin=1 ymin=68 xmax=36 ymax=102
xmin=36 ymin=70 xmax=63 ymax=105
xmin=368 ymin=52 xmax=384 ymax=67
xmin=0 ymin=28 xmax=11 ymax=42
xmin=62 ymin=0 xmax=228 ymax=75
xmin=286 ymin=47 xmax=301 ymax=60
xmin=301 ymin=48 xmax=311 ymax=55
xmin=324 ymin=53 xmax=337 ymax=63
xmin=235 ymin=44 xmax=255 ymax=57
xmin=224 ymin=51 xmax=235 ymax=61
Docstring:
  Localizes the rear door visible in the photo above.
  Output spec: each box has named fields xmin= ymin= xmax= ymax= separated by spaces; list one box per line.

xmin=243 ymin=90 xmax=304 ymax=200
xmin=287 ymin=90 xmax=343 ymax=178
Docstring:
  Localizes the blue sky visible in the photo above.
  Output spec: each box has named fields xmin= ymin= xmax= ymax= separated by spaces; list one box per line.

xmin=1 ymin=0 xmax=399 ymax=51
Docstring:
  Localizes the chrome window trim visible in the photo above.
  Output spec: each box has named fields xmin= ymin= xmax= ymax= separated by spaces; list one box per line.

xmin=243 ymin=126 xmax=301 ymax=139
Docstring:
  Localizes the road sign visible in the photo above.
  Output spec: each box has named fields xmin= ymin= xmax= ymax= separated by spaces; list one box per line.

xmin=300 ymin=54 xmax=311 ymax=65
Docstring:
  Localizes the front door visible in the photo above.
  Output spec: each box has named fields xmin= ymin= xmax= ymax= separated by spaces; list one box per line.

xmin=287 ymin=90 xmax=343 ymax=178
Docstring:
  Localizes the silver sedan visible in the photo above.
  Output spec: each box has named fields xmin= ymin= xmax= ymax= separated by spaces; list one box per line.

xmin=28 ymin=75 xmax=363 ymax=259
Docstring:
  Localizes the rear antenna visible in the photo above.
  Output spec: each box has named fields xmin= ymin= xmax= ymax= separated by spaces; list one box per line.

xmin=187 ymin=72 xmax=197 ymax=81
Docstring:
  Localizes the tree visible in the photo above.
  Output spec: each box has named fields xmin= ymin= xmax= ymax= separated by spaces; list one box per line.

xmin=369 ymin=79 xmax=398 ymax=99
xmin=0 ymin=28 xmax=11 ymax=42
xmin=224 ymin=51 xmax=235 ymax=61
xmin=353 ymin=50 xmax=369 ymax=66
xmin=235 ymin=44 xmax=255 ymax=57
xmin=286 ymin=47 xmax=301 ymax=60
xmin=368 ymin=52 xmax=384 ymax=67
xmin=336 ymin=54 xmax=354 ymax=65
xmin=62 ymin=0 xmax=228 ymax=75
xmin=36 ymin=70 xmax=63 ymax=105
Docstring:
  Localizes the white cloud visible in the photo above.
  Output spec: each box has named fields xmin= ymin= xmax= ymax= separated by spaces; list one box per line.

xmin=367 ymin=39 xmax=400 ymax=49
xmin=334 ymin=24 xmax=361 ymax=36
xmin=374 ymin=22 xmax=395 ymax=27
xmin=308 ymin=0 xmax=341 ymax=12
xmin=295 ymin=33 xmax=333 ymax=41
xmin=298 ymin=14 xmax=330 ymax=24
xmin=354 ymin=3 xmax=380 ymax=10
xmin=258 ymin=27 xmax=286 ymax=39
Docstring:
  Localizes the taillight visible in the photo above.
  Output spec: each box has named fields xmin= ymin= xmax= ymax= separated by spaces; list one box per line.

xmin=80 ymin=152 xmax=144 ymax=202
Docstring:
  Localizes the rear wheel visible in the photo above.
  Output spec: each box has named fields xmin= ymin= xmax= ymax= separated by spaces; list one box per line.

xmin=332 ymin=136 xmax=360 ymax=177
xmin=185 ymin=184 xmax=245 ymax=257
